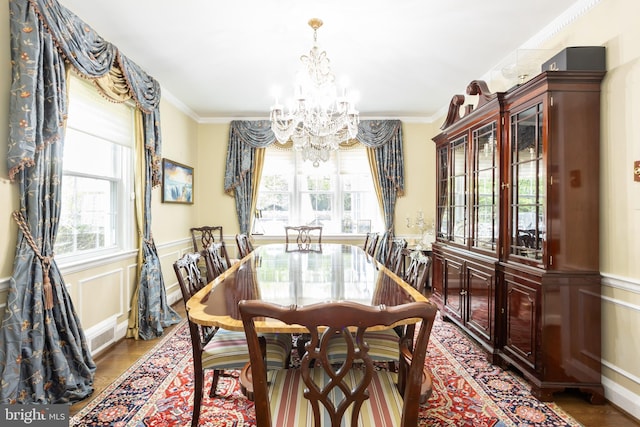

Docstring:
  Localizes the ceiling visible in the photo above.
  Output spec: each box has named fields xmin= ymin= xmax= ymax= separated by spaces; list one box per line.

xmin=58 ymin=0 xmax=584 ymax=122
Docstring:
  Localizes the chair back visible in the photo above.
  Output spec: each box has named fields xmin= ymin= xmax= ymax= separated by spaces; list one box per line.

xmin=404 ymin=251 xmax=431 ymax=294
xmin=363 ymin=232 xmax=379 ymax=256
xmin=239 ymin=299 xmax=438 ymax=427
xmin=190 ymin=226 xmax=223 ymax=252
xmin=173 ymin=253 xmax=212 ymax=356
xmin=386 ymin=238 xmax=408 ymax=275
xmin=174 ymin=252 xmax=205 ymax=303
xmin=235 ymin=233 xmax=254 ymax=258
xmin=285 ymin=225 xmax=323 ymax=246
xmin=202 ymin=241 xmax=231 ymax=282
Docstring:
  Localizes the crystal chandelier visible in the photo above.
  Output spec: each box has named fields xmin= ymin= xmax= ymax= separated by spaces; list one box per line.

xmin=270 ymin=18 xmax=359 ymax=167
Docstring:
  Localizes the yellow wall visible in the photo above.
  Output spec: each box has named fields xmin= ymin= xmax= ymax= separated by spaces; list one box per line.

xmin=0 ymin=0 xmax=639 ymax=418
xmin=395 ymin=122 xmax=438 ymax=238
xmin=195 ymin=124 xmax=238 ymax=233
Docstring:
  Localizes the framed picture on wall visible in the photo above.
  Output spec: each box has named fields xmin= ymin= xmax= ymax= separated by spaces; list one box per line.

xmin=161 ymin=158 xmax=194 ymax=204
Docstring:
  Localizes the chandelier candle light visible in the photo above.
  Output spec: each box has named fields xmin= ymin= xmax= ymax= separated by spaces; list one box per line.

xmin=270 ymin=18 xmax=359 ymax=167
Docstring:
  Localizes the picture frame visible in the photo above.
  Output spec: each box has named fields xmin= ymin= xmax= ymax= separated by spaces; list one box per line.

xmin=161 ymin=158 xmax=194 ymax=204
xmin=357 ymin=219 xmax=371 ymax=234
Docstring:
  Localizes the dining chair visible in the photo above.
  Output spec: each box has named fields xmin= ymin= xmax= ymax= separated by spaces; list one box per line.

xmin=201 ymin=241 xmax=232 ymax=282
xmin=363 ymin=232 xmax=379 ymax=256
xmin=173 ymin=253 xmax=292 ymax=427
xmin=239 ymin=299 xmax=438 ymax=427
xmin=386 ymin=237 xmax=408 ymax=276
xmin=190 ymin=225 xmax=223 ymax=252
xmin=235 ymin=233 xmax=254 ymax=258
xmin=404 ymin=250 xmax=432 ymax=294
xmin=191 ymin=225 xmax=238 ymax=269
xmin=284 ymin=225 xmax=323 ymax=246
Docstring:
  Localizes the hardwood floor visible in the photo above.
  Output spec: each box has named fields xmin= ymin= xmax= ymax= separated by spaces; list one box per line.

xmin=71 ymin=303 xmax=640 ymax=426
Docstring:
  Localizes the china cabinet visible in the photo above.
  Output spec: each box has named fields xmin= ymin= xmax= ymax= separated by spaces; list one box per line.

xmin=431 ymin=71 xmax=605 ymax=403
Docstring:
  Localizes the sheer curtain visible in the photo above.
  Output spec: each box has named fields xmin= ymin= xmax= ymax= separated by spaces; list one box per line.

xmin=224 ymin=119 xmax=405 ymax=248
xmin=1 ymin=0 xmax=177 ymax=403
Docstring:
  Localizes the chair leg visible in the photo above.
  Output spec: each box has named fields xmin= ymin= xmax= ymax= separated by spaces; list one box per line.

xmin=192 ymin=369 xmax=204 ymax=427
xmin=209 ymin=369 xmax=221 ymax=398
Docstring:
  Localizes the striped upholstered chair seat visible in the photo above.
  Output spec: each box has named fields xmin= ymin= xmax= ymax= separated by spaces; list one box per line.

xmin=239 ymin=299 xmax=438 ymax=427
xmin=202 ymin=328 xmax=291 ymax=370
xmin=326 ymin=329 xmax=401 ymax=363
xmin=265 ymin=367 xmax=404 ymax=426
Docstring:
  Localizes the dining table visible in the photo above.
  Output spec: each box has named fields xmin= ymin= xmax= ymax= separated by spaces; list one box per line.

xmin=186 ymin=242 xmax=429 ymax=333
xmin=186 ymin=242 xmax=432 ymax=400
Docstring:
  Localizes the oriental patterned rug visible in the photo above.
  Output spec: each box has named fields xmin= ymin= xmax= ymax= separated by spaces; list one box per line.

xmin=70 ymin=313 xmax=582 ymax=426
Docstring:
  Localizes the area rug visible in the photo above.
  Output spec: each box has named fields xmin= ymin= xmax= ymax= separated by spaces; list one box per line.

xmin=70 ymin=313 xmax=582 ymax=426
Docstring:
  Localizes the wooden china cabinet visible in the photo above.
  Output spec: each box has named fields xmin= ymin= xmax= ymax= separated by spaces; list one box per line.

xmin=431 ymin=71 xmax=605 ymax=403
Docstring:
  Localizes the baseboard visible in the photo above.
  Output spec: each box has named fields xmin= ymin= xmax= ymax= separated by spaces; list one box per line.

xmin=88 ymin=289 xmax=184 ymax=358
xmin=85 ymin=316 xmax=118 ymax=355
xmin=602 ymin=376 xmax=640 ymax=421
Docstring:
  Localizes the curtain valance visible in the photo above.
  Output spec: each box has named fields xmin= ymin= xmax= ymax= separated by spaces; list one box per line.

xmin=224 ymin=119 xmax=404 ymax=193
xmin=224 ymin=119 xmax=405 ymax=235
xmin=357 ymin=120 xmax=402 ymax=148
xmin=8 ymin=0 xmax=162 ymax=184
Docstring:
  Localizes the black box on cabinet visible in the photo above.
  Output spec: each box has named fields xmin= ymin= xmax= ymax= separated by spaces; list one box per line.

xmin=541 ymin=46 xmax=606 ymax=72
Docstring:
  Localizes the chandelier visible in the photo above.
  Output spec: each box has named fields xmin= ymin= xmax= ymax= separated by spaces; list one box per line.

xmin=270 ymin=18 xmax=359 ymax=167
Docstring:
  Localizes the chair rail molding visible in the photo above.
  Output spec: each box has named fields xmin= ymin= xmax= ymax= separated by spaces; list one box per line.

xmin=601 ymin=273 xmax=640 ymax=296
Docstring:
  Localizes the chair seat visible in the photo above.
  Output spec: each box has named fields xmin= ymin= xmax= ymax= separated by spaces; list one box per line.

xmin=203 ymin=329 xmax=291 ymax=370
xmin=325 ymin=329 xmax=400 ymax=363
xmin=267 ymin=367 xmax=402 ymax=427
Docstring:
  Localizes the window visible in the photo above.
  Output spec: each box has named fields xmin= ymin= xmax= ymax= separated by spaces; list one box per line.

xmin=255 ymin=146 xmax=383 ymax=235
xmin=54 ymin=75 xmax=135 ymax=260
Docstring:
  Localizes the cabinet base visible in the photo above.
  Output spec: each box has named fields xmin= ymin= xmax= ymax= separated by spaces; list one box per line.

xmin=499 ymin=352 xmax=605 ymax=404
xmin=530 ymin=383 xmax=605 ymax=405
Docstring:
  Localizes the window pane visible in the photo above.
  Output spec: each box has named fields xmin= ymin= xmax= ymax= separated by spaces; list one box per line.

xmin=55 ymin=176 xmax=115 ymax=255
xmin=54 ymin=75 xmax=134 ymax=260
xmin=63 ymin=129 xmax=120 ymax=177
xmin=256 ymin=145 xmax=383 ymax=235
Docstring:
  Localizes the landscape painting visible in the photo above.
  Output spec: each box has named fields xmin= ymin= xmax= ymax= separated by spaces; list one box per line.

xmin=162 ymin=158 xmax=193 ymax=204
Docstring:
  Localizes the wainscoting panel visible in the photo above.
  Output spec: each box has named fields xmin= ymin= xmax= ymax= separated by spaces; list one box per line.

xmin=77 ymin=268 xmax=125 ymax=330
xmin=601 ymin=274 xmax=640 ymax=420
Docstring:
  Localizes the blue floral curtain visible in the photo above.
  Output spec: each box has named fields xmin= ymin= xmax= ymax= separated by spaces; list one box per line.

xmin=357 ymin=120 xmax=404 ymax=228
xmin=1 ymin=0 xmax=177 ymax=403
xmin=126 ymin=108 xmax=180 ymax=340
xmin=224 ymin=119 xmax=404 ymax=246
xmin=357 ymin=120 xmax=405 ymax=262
xmin=224 ymin=120 xmax=276 ymax=234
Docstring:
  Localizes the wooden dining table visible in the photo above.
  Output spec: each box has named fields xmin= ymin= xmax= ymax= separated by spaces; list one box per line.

xmin=186 ymin=242 xmax=429 ymax=333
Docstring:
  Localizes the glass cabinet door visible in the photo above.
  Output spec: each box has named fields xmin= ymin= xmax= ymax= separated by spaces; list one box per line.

xmin=436 ymin=145 xmax=449 ymax=240
xmin=509 ymin=103 xmax=545 ymax=261
xmin=472 ymin=122 xmax=498 ymax=252
xmin=450 ymin=135 xmax=467 ymax=245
